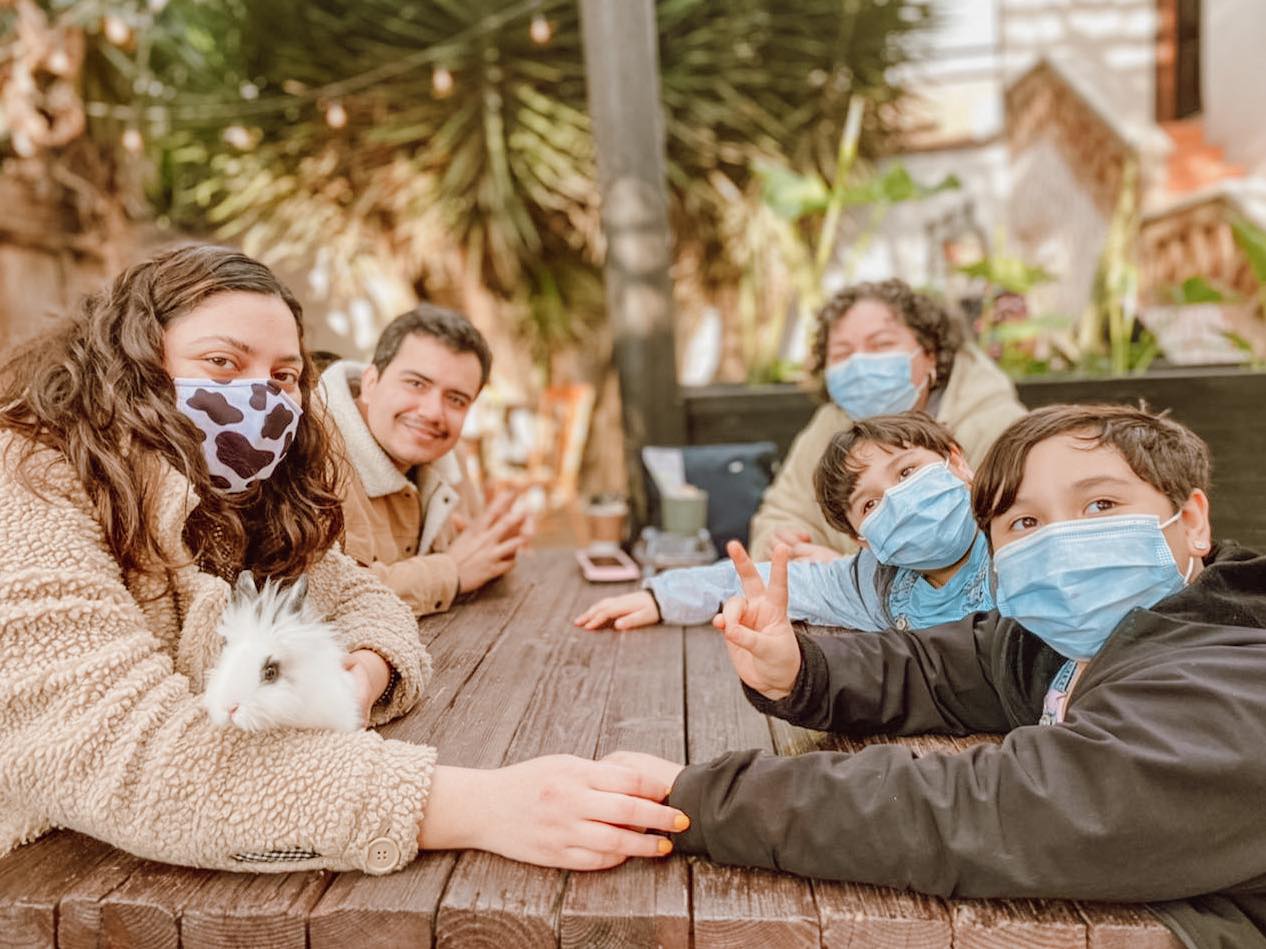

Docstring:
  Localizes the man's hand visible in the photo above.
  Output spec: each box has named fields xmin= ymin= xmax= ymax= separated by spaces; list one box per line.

xmin=710 ymin=540 xmax=801 ymax=700
xmin=574 ymin=591 xmax=660 ymax=631
xmin=445 ymin=491 xmax=530 ymax=593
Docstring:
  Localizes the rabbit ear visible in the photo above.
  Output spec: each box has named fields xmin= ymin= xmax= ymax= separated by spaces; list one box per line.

xmin=235 ymin=570 xmax=259 ymax=599
xmin=283 ymin=576 xmax=309 ymax=611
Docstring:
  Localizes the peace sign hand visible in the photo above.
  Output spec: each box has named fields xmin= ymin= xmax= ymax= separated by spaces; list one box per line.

xmin=710 ymin=540 xmax=801 ymax=700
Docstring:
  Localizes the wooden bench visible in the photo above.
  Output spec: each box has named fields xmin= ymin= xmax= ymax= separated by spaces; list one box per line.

xmin=0 ymin=550 xmax=1181 ymax=947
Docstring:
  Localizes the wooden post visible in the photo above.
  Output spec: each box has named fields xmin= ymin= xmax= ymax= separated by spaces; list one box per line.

xmin=579 ymin=0 xmax=685 ymax=524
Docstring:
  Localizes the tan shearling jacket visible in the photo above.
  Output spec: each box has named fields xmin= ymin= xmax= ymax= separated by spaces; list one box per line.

xmin=0 ymin=430 xmax=436 ymax=875
xmin=749 ymin=345 xmax=1027 ymax=559
xmin=320 ymin=361 xmax=483 ymax=617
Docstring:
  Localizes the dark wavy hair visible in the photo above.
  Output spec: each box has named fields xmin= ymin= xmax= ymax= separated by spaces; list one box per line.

xmin=0 ymin=244 xmax=343 ymax=583
xmin=812 ymin=412 xmax=964 ymax=626
xmin=807 ymin=278 xmax=965 ymax=400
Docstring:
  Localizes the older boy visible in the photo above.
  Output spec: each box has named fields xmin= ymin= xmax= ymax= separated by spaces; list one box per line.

xmin=321 ymin=305 xmax=528 ymax=616
xmin=612 ymin=404 xmax=1266 ymax=948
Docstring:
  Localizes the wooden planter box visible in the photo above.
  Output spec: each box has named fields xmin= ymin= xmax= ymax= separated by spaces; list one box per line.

xmin=682 ymin=367 xmax=1266 ymax=552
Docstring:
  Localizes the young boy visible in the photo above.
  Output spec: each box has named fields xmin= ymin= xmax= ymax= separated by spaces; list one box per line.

xmin=609 ymin=404 xmax=1266 ymax=948
xmin=574 ymin=413 xmax=992 ymax=633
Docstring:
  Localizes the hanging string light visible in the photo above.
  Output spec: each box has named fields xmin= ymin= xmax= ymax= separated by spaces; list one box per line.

xmin=529 ymin=13 xmax=553 ymax=45
xmin=324 ymin=101 xmax=348 ymax=129
xmin=431 ymin=66 xmax=454 ymax=98
xmin=222 ymin=124 xmax=255 ymax=149
xmin=102 ymin=14 xmax=131 ymax=47
xmin=121 ymin=128 xmax=144 ymax=153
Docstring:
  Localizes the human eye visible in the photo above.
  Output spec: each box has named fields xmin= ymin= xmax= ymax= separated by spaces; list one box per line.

xmin=446 ymin=393 xmax=468 ymax=409
xmin=898 ymin=465 xmax=916 ymax=480
xmin=204 ymin=355 xmax=235 ymax=370
xmin=1008 ymin=515 xmax=1039 ymax=533
xmin=273 ymin=369 xmax=300 ymax=387
xmin=861 ymin=497 xmax=878 ymax=516
xmin=1084 ymin=498 xmax=1118 ymax=515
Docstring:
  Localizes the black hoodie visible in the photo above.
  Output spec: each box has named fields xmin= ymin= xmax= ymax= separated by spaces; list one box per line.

xmin=669 ymin=543 xmax=1266 ymax=949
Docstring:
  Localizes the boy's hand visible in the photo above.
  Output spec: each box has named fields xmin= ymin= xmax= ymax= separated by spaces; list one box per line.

xmin=574 ymin=591 xmax=660 ymax=631
xmin=710 ymin=540 xmax=801 ymax=700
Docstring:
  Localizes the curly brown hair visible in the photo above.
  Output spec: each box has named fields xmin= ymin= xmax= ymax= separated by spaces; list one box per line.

xmin=0 ymin=244 xmax=343 ymax=583
xmin=807 ymin=278 xmax=965 ymax=400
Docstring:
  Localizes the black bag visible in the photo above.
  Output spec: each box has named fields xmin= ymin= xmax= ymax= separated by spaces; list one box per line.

xmin=643 ymin=442 xmax=778 ymax=551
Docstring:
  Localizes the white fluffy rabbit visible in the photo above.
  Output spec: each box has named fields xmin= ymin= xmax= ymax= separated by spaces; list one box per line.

xmin=202 ymin=571 xmax=363 ymax=732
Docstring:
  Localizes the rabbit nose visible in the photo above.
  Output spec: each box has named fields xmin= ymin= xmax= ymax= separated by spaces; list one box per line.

xmin=228 ymin=704 xmax=240 ymax=718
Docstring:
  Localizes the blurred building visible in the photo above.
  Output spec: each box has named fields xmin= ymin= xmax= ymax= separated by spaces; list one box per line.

xmin=849 ymin=0 xmax=1266 ymax=362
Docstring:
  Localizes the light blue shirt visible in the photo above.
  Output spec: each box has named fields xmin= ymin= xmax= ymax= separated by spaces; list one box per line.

xmin=646 ymin=532 xmax=994 ymax=631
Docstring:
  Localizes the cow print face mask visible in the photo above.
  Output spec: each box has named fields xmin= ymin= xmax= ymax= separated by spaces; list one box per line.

xmin=173 ymin=378 xmax=303 ymax=494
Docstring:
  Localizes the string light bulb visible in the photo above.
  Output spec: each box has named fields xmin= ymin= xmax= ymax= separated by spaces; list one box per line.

xmin=222 ymin=125 xmax=255 ymax=150
xmin=103 ymin=14 xmax=131 ymax=46
xmin=529 ymin=13 xmax=553 ymax=45
xmin=121 ymin=128 xmax=144 ymax=153
xmin=324 ymin=101 xmax=348 ymax=129
xmin=432 ymin=66 xmax=454 ymax=98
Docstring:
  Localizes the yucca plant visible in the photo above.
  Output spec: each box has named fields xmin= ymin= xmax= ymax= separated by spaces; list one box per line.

xmin=6 ymin=0 xmax=932 ymax=360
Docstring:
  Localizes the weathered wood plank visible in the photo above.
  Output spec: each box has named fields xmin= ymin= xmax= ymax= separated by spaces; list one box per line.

xmin=435 ymin=565 xmax=612 ymax=948
xmin=693 ymin=867 xmax=820 ymax=949
xmin=560 ymin=618 xmax=690 ymax=949
xmin=310 ymin=551 xmax=581 ymax=948
xmin=0 ymin=832 xmax=117 ymax=948
xmin=685 ymin=625 xmax=821 ymax=947
xmin=58 ymin=849 xmax=149 ymax=949
xmin=179 ymin=870 xmax=330 ymax=949
xmin=952 ymin=897 xmax=1086 ymax=949
xmin=815 ymin=881 xmax=952 ymax=949
xmin=1078 ymin=901 xmax=1184 ymax=948
xmin=97 ymin=861 xmax=215 ymax=949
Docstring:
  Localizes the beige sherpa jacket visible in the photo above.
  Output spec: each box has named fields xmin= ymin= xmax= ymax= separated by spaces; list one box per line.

xmin=320 ymin=360 xmax=483 ymax=617
xmin=749 ymin=345 xmax=1027 ymax=559
xmin=0 ymin=430 xmax=437 ymax=875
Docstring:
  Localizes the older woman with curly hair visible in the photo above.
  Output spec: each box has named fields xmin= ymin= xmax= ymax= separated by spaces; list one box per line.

xmin=750 ymin=278 xmax=1026 ymax=561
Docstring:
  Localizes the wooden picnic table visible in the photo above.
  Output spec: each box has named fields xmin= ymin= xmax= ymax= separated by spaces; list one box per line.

xmin=0 ymin=549 xmax=1181 ymax=947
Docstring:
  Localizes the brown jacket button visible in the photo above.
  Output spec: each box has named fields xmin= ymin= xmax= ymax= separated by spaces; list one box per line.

xmin=365 ymin=836 xmax=400 ymax=874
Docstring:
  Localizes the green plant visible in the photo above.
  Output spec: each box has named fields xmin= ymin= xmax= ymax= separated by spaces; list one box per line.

xmin=729 ymin=97 xmax=959 ymax=382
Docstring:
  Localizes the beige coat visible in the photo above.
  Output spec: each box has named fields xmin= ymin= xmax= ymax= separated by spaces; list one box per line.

xmin=749 ymin=345 xmax=1027 ymax=559
xmin=0 ymin=431 xmax=437 ymax=875
xmin=321 ymin=361 xmax=483 ymax=617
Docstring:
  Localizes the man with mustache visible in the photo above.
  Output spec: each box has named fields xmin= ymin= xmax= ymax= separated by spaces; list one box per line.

xmin=321 ymin=305 xmax=528 ymax=616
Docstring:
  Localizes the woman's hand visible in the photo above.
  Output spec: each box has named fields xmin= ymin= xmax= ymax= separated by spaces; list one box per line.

xmin=573 ymin=591 xmax=660 ymax=631
xmin=417 ymin=757 xmax=690 ymax=870
xmin=344 ymin=649 xmax=391 ymax=726
xmin=601 ymin=751 xmax=686 ymax=797
xmin=710 ymin=541 xmax=801 ymax=700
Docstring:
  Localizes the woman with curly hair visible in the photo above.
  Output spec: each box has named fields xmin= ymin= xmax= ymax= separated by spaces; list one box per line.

xmin=0 ymin=244 xmax=684 ymax=876
xmin=749 ymin=278 xmax=1026 ymax=561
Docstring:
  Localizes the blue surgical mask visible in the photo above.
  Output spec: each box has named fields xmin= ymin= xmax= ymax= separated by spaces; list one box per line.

xmin=824 ymin=348 xmax=926 ymax=419
xmin=859 ymin=461 xmax=978 ymax=570
xmin=994 ymin=512 xmax=1195 ymax=660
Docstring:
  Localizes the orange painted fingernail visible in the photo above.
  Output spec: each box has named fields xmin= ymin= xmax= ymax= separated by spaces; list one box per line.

xmin=673 ymin=814 xmax=690 ymax=832
xmin=657 ymin=838 xmax=673 ymax=855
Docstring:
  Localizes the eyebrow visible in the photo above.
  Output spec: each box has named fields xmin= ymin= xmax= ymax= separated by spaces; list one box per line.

xmin=399 ymin=370 xmax=475 ymax=402
xmin=190 ymin=336 xmax=302 ymax=365
xmin=1008 ymin=475 xmax=1136 ymax=513
xmin=850 ymin=448 xmax=914 ymax=511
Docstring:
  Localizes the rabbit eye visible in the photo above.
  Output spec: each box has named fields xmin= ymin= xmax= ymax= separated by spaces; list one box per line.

xmin=260 ymin=658 xmax=280 ymax=684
